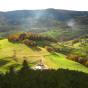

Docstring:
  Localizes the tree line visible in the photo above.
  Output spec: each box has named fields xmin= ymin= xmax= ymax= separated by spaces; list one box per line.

xmin=0 ymin=60 xmax=88 ymax=88
xmin=67 ymin=54 xmax=88 ymax=67
xmin=8 ymin=32 xmax=57 ymax=46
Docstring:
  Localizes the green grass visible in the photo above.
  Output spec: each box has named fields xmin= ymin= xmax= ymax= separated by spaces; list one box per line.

xmin=42 ymin=30 xmax=63 ymax=38
xmin=0 ymin=39 xmax=88 ymax=73
xmin=45 ymin=53 xmax=88 ymax=73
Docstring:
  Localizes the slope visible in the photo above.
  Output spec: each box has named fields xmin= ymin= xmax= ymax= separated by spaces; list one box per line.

xmin=0 ymin=39 xmax=88 ymax=73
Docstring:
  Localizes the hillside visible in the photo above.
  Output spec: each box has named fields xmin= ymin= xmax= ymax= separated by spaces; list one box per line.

xmin=0 ymin=39 xmax=88 ymax=73
xmin=0 ymin=9 xmax=88 ymax=40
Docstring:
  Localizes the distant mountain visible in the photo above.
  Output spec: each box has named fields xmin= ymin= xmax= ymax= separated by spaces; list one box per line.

xmin=0 ymin=8 xmax=88 ymax=38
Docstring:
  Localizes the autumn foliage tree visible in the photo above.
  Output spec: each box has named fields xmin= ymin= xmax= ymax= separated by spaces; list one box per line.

xmin=67 ymin=54 xmax=88 ymax=67
xmin=8 ymin=34 xmax=20 ymax=42
xmin=8 ymin=32 xmax=57 ymax=47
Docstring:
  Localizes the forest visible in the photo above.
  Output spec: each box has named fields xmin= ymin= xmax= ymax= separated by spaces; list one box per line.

xmin=0 ymin=60 xmax=88 ymax=88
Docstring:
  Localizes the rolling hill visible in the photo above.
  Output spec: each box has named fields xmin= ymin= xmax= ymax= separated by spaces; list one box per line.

xmin=0 ymin=39 xmax=88 ymax=73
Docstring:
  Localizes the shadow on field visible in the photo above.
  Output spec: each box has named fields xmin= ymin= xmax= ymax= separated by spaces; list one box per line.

xmin=0 ymin=59 xmax=10 ymax=67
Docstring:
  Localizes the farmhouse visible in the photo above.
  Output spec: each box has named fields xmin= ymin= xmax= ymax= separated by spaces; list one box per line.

xmin=34 ymin=59 xmax=48 ymax=70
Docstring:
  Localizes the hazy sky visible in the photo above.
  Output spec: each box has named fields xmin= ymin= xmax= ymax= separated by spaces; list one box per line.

xmin=0 ymin=0 xmax=88 ymax=11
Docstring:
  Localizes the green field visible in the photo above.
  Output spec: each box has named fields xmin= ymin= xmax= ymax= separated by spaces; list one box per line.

xmin=0 ymin=39 xmax=88 ymax=73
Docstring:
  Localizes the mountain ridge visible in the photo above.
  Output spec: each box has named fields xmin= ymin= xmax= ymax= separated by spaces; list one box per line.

xmin=0 ymin=8 xmax=88 ymax=39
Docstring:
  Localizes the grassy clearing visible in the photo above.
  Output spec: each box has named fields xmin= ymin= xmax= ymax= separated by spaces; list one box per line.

xmin=45 ymin=53 xmax=88 ymax=73
xmin=42 ymin=30 xmax=63 ymax=38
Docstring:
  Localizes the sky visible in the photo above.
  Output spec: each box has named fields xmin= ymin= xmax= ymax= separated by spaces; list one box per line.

xmin=0 ymin=0 xmax=88 ymax=11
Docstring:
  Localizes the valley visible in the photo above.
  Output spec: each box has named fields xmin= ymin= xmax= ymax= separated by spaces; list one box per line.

xmin=0 ymin=8 xmax=88 ymax=88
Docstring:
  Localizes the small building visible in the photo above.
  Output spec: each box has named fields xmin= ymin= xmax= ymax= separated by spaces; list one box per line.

xmin=33 ymin=59 xmax=48 ymax=70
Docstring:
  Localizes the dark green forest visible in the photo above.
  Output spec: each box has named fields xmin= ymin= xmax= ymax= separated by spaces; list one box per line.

xmin=0 ymin=60 xmax=88 ymax=88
